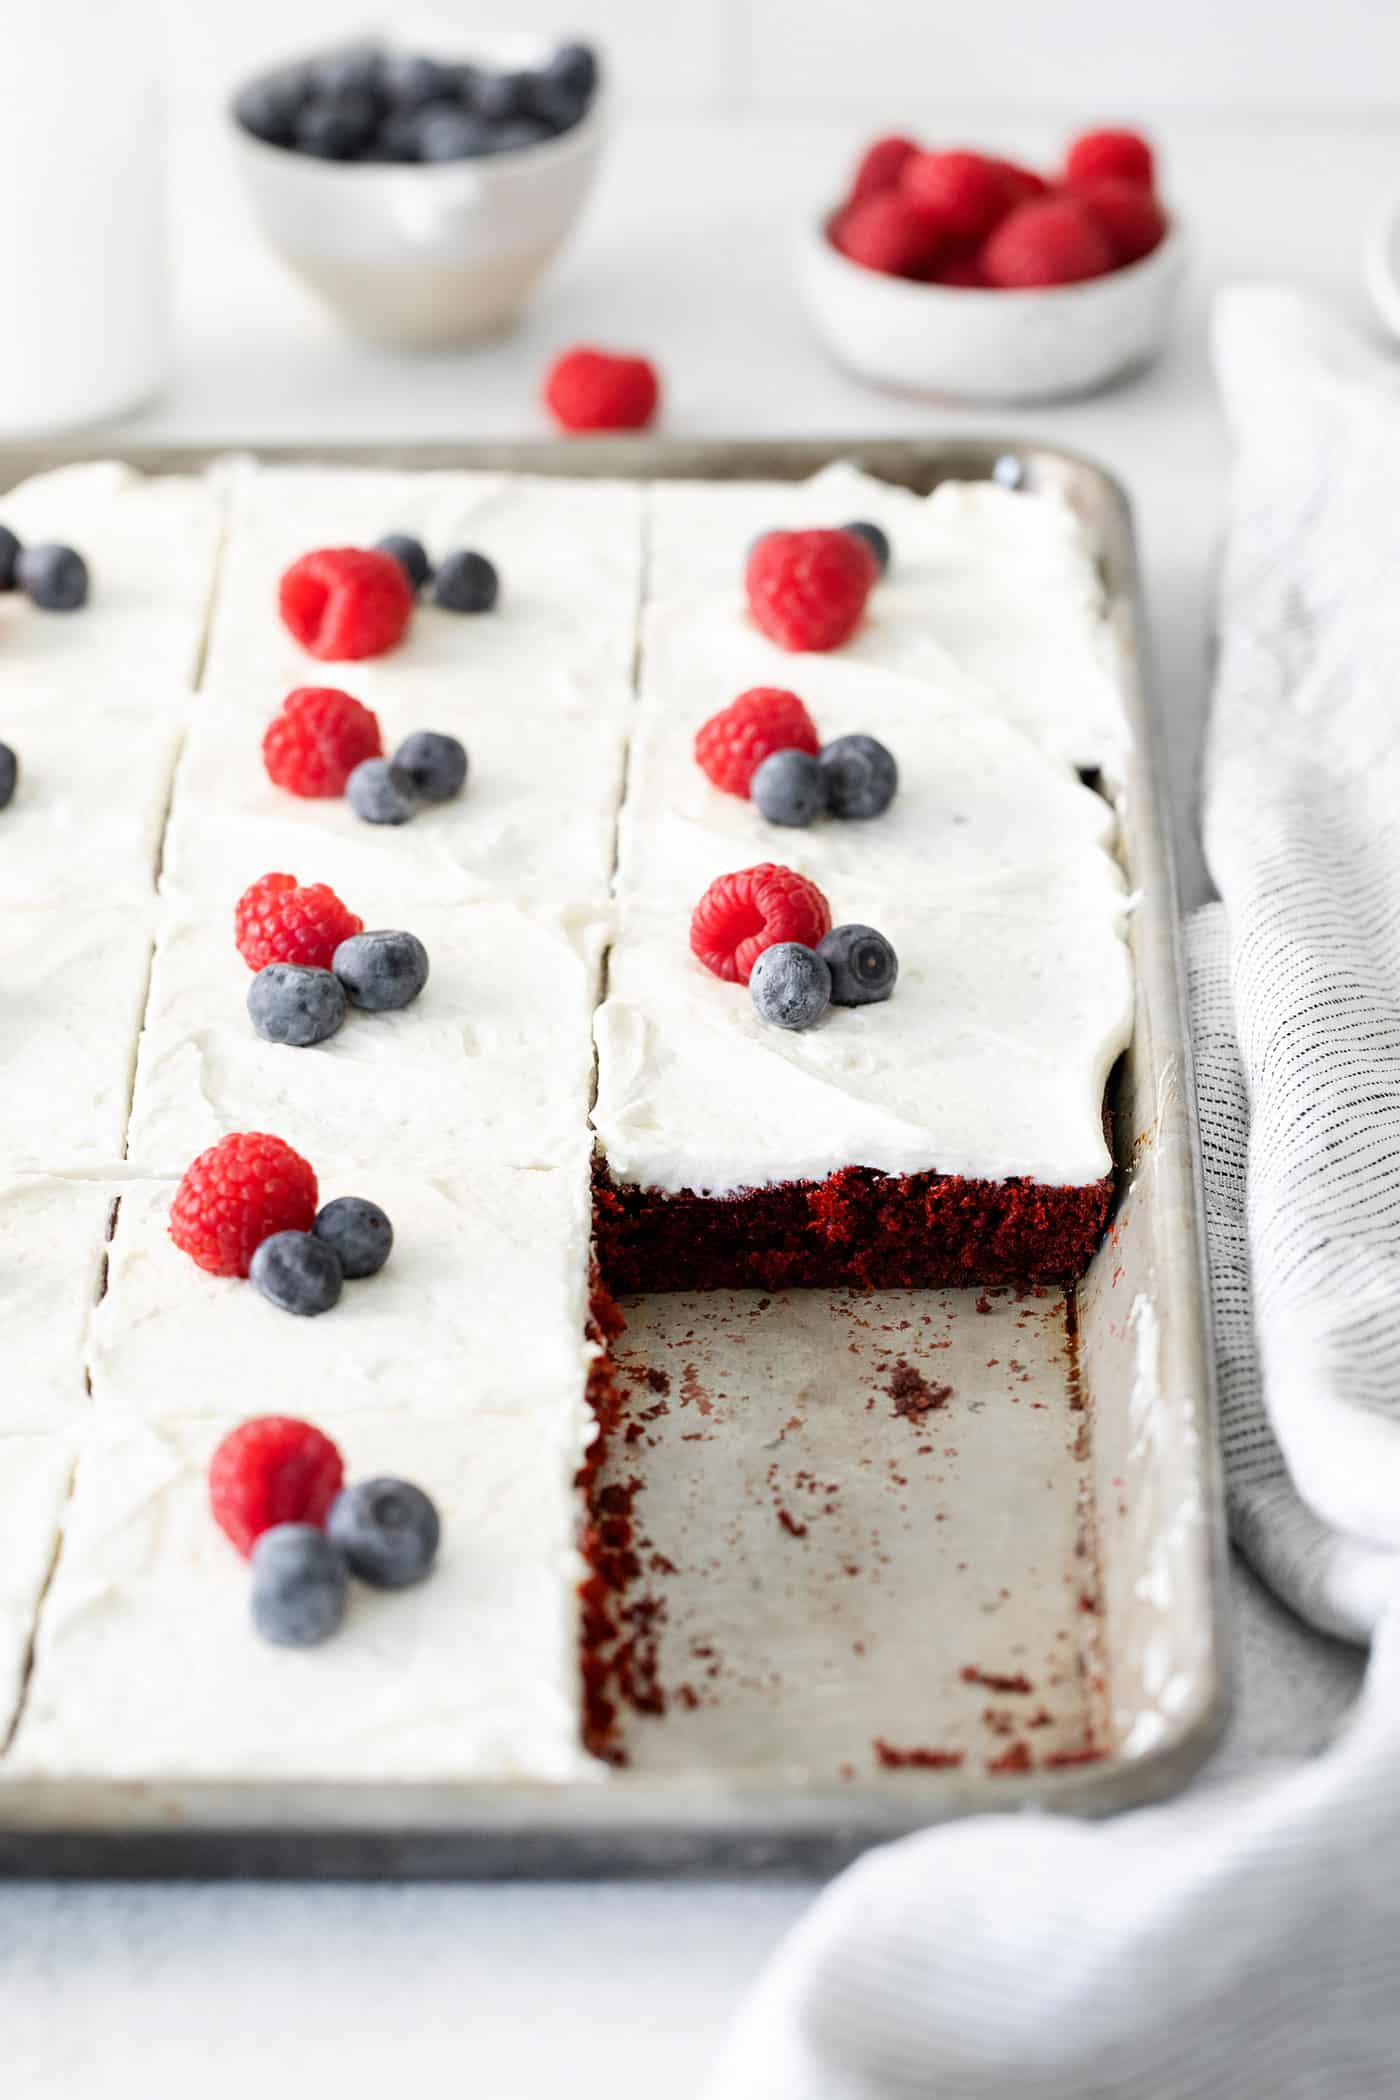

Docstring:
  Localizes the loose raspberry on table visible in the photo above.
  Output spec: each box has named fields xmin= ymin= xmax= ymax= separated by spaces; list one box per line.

xmin=694 ymin=687 xmax=821 ymax=798
xmin=847 ymin=133 xmax=918 ymax=205
xmin=901 ymin=150 xmax=1012 ymax=244
xmin=234 ymin=872 xmax=364 ymax=972
xmin=170 ymin=1132 xmax=319 ymax=1278
xmin=544 ymin=346 xmax=660 ymax=432
xmin=690 ymin=863 xmax=833 ymax=985
xmin=262 ymin=685 xmax=383 ymax=798
xmin=209 ymin=1415 xmax=345 ymax=1558
xmin=745 ymin=529 xmax=878 ymax=654
xmin=832 ymin=191 xmax=943 ymax=278
xmin=1064 ymin=127 xmax=1155 ymax=194
xmin=1076 ymin=176 xmax=1167 ymax=266
xmin=278 ymin=546 xmax=415 ymax=661
xmin=980 ymin=196 xmax=1115 ymax=288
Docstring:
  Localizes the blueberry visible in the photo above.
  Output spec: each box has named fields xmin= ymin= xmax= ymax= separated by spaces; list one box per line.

xmin=817 ymin=924 xmax=899 ymax=1006
xmin=546 ymin=41 xmax=598 ymax=102
xmin=524 ymin=75 xmax=586 ymax=133
xmin=991 ymin=454 xmax=1025 ymax=489
xmin=333 ymin=928 xmax=430 ymax=1011
xmin=374 ymin=532 xmax=431 ymax=591
xmin=251 ymin=1524 xmax=349 ymax=1647
xmin=392 ymin=730 xmax=467 ymax=802
xmin=751 ymin=748 xmax=824 ymax=828
xmin=376 ymin=51 xmax=451 ymax=111
xmin=233 ymin=73 xmax=308 ymax=147
xmin=310 ymin=46 xmax=382 ymax=100
xmin=819 ymin=734 xmax=898 ymax=819
xmin=373 ymin=110 xmax=426 ymax=162
xmin=431 ymin=549 xmax=498 ymax=613
xmin=485 ymin=118 xmax=552 ymax=152
xmin=416 ymin=106 xmax=493 ymax=162
xmin=471 ymin=69 xmax=532 ymax=122
xmin=0 ymin=527 xmax=18 ymax=591
xmin=247 ymin=963 xmax=347 ymax=1047
xmin=313 ymin=1195 xmax=394 ymax=1279
xmin=328 ymin=1478 xmax=440 ymax=1589
xmin=347 ymin=757 xmax=419 ymax=826
xmin=844 ymin=519 xmax=890 ymax=575
xmin=17 ymin=543 xmax=87 ymax=612
xmin=749 ymin=942 xmax=831 ymax=1030
xmin=250 ymin=1230 xmax=344 ymax=1316
xmin=294 ymin=92 xmax=378 ymax=160
xmin=0 ymin=744 xmax=15 ymax=811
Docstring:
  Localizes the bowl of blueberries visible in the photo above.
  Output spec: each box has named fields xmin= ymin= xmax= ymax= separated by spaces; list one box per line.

xmin=231 ymin=31 xmax=603 ymax=348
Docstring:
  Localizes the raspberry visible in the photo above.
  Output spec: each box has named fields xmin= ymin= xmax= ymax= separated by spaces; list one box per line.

xmin=690 ymin=863 xmax=833 ymax=986
xmin=209 ymin=1416 xmax=345 ymax=1558
xmin=694 ymin=687 xmax=821 ymax=798
xmin=278 ymin=547 xmax=414 ymax=661
xmin=745 ymin=530 xmax=878 ymax=654
xmin=901 ymin=151 xmax=1012 ymax=243
xmin=990 ymin=158 xmax=1050 ymax=207
xmin=262 ymin=686 xmax=383 ymax=798
xmin=1075 ymin=177 xmax=1167 ymax=266
xmin=544 ymin=347 xmax=660 ymax=432
xmin=926 ymin=249 xmax=989 ymax=287
xmin=170 ymin=1132 xmax=319 ymax=1278
xmin=234 ymin=872 xmax=364 ymax=972
xmin=980 ymin=197 xmax=1115 ymax=289
xmin=847 ymin=133 xmax=918 ymax=205
xmin=1064 ymin=128 xmax=1155 ymax=194
xmin=832 ymin=192 xmax=942 ymax=278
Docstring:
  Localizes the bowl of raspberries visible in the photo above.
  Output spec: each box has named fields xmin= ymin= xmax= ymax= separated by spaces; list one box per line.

xmin=799 ymin=126 xmax=1183 ymax=402
xmin=230 ymin=31 xmax=604 ymax=348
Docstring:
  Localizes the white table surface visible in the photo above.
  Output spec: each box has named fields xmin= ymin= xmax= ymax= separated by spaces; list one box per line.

xmin=0 ymin=109 xmax=1384 ymax=2100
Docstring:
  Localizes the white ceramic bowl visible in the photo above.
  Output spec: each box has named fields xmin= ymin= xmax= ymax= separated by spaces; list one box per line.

xmin=230 ymin=33 xmax=606 ymax=349
xmin=797 ymin=211 xmax=1186 ymax=404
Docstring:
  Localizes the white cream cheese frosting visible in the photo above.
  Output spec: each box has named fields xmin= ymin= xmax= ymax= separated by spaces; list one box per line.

xmin=0 ymin=1437 xmax=72 ymax=1746
xmin=7 ymin=1411 xmax=598 ymax=1783
xmin=0 ymin=1179 xmax=113 ymax=1429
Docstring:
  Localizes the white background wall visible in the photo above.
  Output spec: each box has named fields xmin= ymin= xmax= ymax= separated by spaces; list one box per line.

xmin=157 ymin=0 xmax=1400 ymax=117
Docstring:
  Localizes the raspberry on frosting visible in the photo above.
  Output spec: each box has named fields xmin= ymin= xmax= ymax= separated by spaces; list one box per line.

xmin=690 ymin=863 xmax=833 ymax=985
xmin=544 ymin=347 xmax=660 ymax=432
xmin=262 ymin=686 xmax=383 ymax=798
xmin=278 ymin=547 xmax=415 ymax=661
xmin=234 ymin=872 xmax=364 ymax=972
xmin=209 ymin=1415 xmax=345 ymax=1558
xmin=745 ymin=529 xmax=878 ymax=654
xmin=694 ymin=687 xmax=821 ymax=798
xmin=169 ymin=1132 xmax=319 ymax=1278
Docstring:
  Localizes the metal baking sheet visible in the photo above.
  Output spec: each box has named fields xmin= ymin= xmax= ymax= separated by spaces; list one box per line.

xmin=0 ymin=436 xmax=1228 ymax=1876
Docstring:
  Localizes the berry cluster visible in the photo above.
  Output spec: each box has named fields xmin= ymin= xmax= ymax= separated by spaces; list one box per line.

xmin=695 ymin=686 xmax=898 ymax=827
xmin=261 ymin=686 xmax=469 ymax=837
xmin=209 ymin=1416 xmax=441 ymax=1648
xmin=169 ymin=1132 xmax=394 ymax=1319
xmin=375 ymin=531 xmax=500 ymax=616
xmin=690 ymin=866 xmax=899 ymax=1033
xmin=543 ymin=347 xmax=661 ymax=433
xmin=0 ymin=521 xmax=89 ymax=612
xmin=234 ymin=39 xmax=598 ymax=165
xmin=236 ymin=873 xmax=429 ymax=1048
xmin=830 ymin=127 xmax=1166 ymax=289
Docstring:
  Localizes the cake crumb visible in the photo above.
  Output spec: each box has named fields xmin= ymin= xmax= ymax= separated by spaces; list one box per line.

xmin=886 ymin=1358 xmax=953 ymax=1420
xmin=874 ymin=1740 xmax=965 ymax=1770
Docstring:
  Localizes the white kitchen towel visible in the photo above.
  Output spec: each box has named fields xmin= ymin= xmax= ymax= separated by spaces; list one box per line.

xmin=706 ymin=290 xmax=1400 ymax=2100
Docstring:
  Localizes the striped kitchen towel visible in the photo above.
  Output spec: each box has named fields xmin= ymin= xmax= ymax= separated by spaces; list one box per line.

xmin=705 ymin=290 xmax=1400 ymax=2100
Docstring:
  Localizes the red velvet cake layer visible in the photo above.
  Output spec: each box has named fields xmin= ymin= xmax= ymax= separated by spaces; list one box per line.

xmin=591 ymin=1157 xmax=1113 ymax=1296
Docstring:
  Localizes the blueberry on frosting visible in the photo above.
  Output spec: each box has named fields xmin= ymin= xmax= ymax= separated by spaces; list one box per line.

xmin=328 ymin=1477 xmax=440 ymax=1589
xmin=843 ymin=519 xmax=890 ymax=575
xmin=750 ymin=941 xmax=831 ymax=1030
xmin=751 ymin=748 xmax=824 ymax=828
xmin=18 ymin=543 xmax=88 ymax=612
xmin=432 ymin=549 xmax=498 ymax=613
xmin=251 ymin=1524 xmax=349 ymax=1646
xmin=819 ymin=733 xmax=897 ymax=819
xmin=818 ymin=924 xmax=899 ymax=1005
xmin=333 ymin=929 xmax=430 ymax=1010
xmin=0 ymin=526 xmax=20 ymax=592
xmin=347 ymin=757 xmax=419 ymax=826
xmin=0 ymin=742 xmax=16 ymax=811
xmin=314 ymin=1195 xmax=394 ymax=1279
xmin=250 ymin=1229 xmax=345 ymax=1316
xmin=374 ymin=533 xmax=432 ymax=592
xmin=393 ymin=730 xmax=468 ymax=802
xmin=247 ymin=962 xmax=347 ymax=1047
